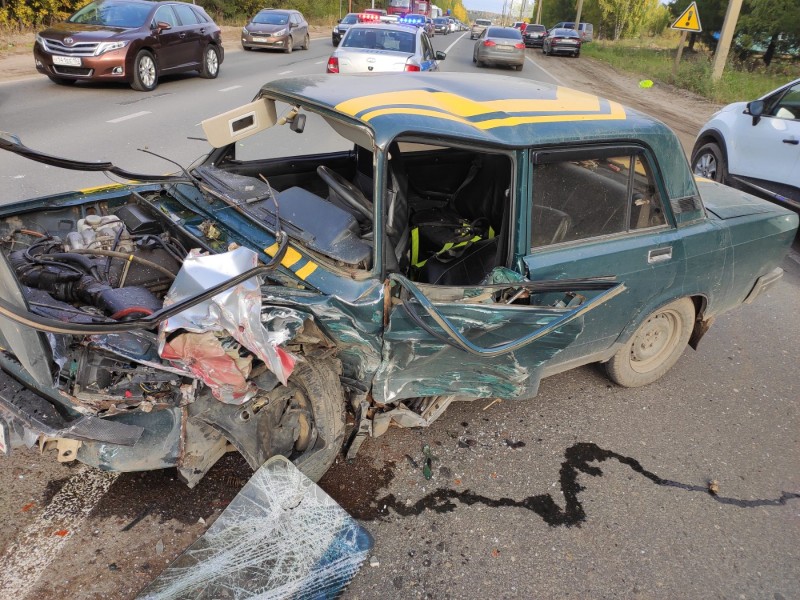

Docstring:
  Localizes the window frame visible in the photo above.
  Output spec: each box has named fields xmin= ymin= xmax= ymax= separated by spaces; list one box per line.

xmin=528 ymin=144 xmax=672 ymax=252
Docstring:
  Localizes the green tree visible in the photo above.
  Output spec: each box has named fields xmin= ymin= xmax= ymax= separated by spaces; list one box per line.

xmin=739 ymin=0 xmax=800 ymax=65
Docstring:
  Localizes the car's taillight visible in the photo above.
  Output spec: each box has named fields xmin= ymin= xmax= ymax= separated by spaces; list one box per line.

xmin=404 ymin=61 xmax=421 ymax=72
xmin=482 ymin=40 xmax=496 ymax=47
xmin=552 ymin=37 xmax=562 ymax=42
xmin=514 ymin=42 xmax=525 ymax=49
xmin=326 ymin=56 xmax=339 ymax=73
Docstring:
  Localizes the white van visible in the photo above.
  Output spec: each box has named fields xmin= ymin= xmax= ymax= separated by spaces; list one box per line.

xmin=552 ymin=21 xmax=593 ymax=42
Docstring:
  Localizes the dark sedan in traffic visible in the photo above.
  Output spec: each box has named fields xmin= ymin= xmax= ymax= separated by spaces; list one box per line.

xmin=542 ymin=27 xmax=581 ymax=57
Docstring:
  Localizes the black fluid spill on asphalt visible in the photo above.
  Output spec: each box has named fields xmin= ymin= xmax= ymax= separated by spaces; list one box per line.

xmin=372 ymin=442 xmax=800 ymax=526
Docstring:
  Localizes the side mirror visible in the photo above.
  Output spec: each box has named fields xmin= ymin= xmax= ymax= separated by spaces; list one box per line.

xmin=290 ymin=22 xmax=298 ymax=29
xmin=155 ymin=21 xmax=171 ymax=32
xmin=435 ymin=51 xmax=446 ymax=60
xmin=337 ymin=19 xmax=342 ymax=23
xmin=748 ymin=100 xmax=765 ymax=126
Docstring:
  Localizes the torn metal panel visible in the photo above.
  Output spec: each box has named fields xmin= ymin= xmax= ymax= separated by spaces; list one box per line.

xmin=159 ymin=247 xmax=301 ymax=403
xmin=138 ymin=455 xmax=373 ymax=600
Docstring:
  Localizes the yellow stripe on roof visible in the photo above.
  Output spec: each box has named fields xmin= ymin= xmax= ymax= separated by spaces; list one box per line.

xmin=336 ymin=87 xmax=610 ymax=121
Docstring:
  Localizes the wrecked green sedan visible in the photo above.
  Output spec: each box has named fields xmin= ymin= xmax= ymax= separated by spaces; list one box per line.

xmin=0 ymin=74 xmax=796 ymax=485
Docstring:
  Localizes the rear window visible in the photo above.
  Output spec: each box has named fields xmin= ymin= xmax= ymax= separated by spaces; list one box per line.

xmin=552 ymin=28 xmax=579 ymax=37
xmin=252 ymin=11 xmax=289 ymax=25
xmin=487 ymin=27 xmax=522 ymax=39
xmin=528 ymin=24 xmax=546 ymax=32
xmin=475 ymin=19 xmax=491 ymax=26
xmin=342 ymin=27 xmax=416 ymax=53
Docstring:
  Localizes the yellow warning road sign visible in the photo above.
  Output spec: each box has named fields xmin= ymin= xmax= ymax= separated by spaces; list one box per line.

xmin=671 ymin=2 xmax=702 ymax=33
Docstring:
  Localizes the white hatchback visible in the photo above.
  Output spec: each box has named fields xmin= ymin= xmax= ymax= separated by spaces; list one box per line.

xmin=691 ymin=78 xmax=800 ymax=210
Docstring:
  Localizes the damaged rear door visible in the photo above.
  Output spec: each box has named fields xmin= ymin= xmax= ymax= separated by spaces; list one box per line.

xmin=372 ymin=273 xmax=625 ymax=404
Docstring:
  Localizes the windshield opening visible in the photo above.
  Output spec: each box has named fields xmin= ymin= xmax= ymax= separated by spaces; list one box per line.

xmin=68 ymin=0 xmax=152 ymax=28
xmin=252 ymin=11 xmax=289 ymax=25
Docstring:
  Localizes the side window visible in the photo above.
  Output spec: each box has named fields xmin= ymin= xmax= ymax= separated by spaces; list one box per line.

xmin=422 ymin=34 xmax=434 ymax=60
xmin=154 ymin=6 xmax=178 ymax=27
xmin=531 ymin=149 xmax=667 ymax=248
xmin=173 ymin=4 xmax=199 ymax=26
xmin=769 ymin=83 xmax=800 ymax=120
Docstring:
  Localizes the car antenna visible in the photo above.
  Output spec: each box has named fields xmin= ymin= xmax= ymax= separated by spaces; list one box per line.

xmin=137 ymin=147 xmax=204 ymax=197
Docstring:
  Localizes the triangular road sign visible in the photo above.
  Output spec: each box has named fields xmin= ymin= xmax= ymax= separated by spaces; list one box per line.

xmin=671 ymin=2 xmax=702 ymax=32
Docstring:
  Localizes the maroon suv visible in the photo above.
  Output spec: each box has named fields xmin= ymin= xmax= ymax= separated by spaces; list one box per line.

xmin=34 ymin=0 xmax=224 ymax=91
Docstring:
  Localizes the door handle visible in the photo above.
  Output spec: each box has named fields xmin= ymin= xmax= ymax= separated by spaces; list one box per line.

xmin=648 ymin=247 xmax=672 ymax=263
xmin=782 ymin=138 xmax=799 ymax=145
xmin=179 ymin=32 xmax=186 ymax=38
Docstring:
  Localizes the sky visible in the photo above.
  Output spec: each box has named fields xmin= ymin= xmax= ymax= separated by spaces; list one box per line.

xmin=463 ymin=0 xmax=506 ymax=13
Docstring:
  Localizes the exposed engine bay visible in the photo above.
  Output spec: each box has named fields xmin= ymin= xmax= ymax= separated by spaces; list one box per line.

xmin=0 ymin=196 xmax=221 ymax=414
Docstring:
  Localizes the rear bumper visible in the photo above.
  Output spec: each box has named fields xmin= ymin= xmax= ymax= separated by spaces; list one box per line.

xmin=479 ymin=49 xmax=525 ymax=65
xmin=548 ymin=44 xmax=580 ymax=54
xmin=743 ymin=267 xmax=783 ymax=304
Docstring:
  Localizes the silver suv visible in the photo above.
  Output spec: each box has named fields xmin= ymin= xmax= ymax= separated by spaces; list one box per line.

xmin=470 ymin=18 xmax=491 ymax=39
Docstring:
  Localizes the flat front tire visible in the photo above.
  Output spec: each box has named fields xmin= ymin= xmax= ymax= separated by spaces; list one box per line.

xmin=200 ymin=45 xmax=220 ymax=79
xmin=691 ymin=142 xmax=727 ymax=183
xmin=131 ymin=50 xmax=157 ymax=91
xmin=606 ymin=298 xmax=695 ymax=387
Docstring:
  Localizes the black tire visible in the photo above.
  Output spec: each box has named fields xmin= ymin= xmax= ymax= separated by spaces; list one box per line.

xmin=516 ymin=63 xmax=523 ymax=71
xmin=47 ymin=75 xmax=76 ymax=86
xmin=131 ymin=50 xmax=157 ymax=92
xmin=242 ymin=44 xmax=252 ymax=51
xmin=472 ymin=53 xmax=477 ymax=63
xmin=574 ymin=50 xmax=580 ymax=58
xmin=284 ymin=36 xmax=293 ymax=54
xmin=606 ymin=298 xmax=695 ymax=388
xmin=200 ymin=45 xmax=220 ymax=79
xmin=691 ymin=141 xmax=727 ymax=183
xmin=302 ymin=33 xmax=310 ymax=50
xmin=332 ymin=36 xmax=339 ymax=46
xmin=284 ymin=359 xmax=346 ymax=482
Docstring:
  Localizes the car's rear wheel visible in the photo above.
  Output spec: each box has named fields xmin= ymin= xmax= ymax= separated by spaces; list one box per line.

xmin=200 ymin=45 xmax=220 ymax=79
xmin=574 ymin=50 xmax=580 ymax=57
xmin=691 ymin=141 xmax=727 ymax=183
xmin=515 ymin=63 xmax=523 ymax=71
xmin=606 ymin=298 xmax=695 ymax=387
xmin=47 ymin=75 xmax=76 ymax=86
xmin=131 ymin=50 xmax=157 ymax=92
xmin=285 ymin=37 xmax=293 ymax=54
xmin=302 ymin=33 xmax=310 ymax=50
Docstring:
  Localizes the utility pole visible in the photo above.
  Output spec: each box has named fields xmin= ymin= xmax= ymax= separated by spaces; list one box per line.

xmin=712 ymin=0 xmax=744 ymax=81
xmin=574 ymin=0 xmax=583 ymax=28
xmin=519 ymin=0 xmax=527 ymax=22
xmin=535 ymin=0 xmax=542 ymax=24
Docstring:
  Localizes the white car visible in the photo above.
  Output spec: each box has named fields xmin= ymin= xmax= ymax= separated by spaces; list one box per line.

xmin=326 ymin=22 xmax=445 ymax=73
xmin=691 ymin=78 xmax=800 ymax=210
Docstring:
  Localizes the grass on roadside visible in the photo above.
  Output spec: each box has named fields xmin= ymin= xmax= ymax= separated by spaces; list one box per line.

xmin=582 ymin=38 xmax=800 ymax=104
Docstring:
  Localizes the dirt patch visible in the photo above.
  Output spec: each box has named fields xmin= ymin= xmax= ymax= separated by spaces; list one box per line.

xmin=539 ymin=54 xmax=722 ymax=152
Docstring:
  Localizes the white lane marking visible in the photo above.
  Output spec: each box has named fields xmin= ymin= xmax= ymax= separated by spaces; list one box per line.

xmin=279 ymin=70 xmax=293 ymax=75
xmin=0 ymin=467 xmax=118 ymax=598
xmin=444 ymin=32 xmax=468 ymax=55
xmin=219 ymin=85 xmax=242 ymax=92
xmin=525 ymin=54 xmax=564 ymax=85
xmin=315 ymin=60 xmax=325 ymax=64
xmin=107 ymin=110 xmax=151 ymax=124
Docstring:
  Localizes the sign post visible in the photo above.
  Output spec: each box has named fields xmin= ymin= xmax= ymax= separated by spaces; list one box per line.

xmin=671 ymin=2 xmax=702 ymax=78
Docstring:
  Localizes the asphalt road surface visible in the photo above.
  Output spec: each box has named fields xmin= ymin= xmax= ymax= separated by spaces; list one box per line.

xmin=0 ymin=31 xmax=798 ymax=600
